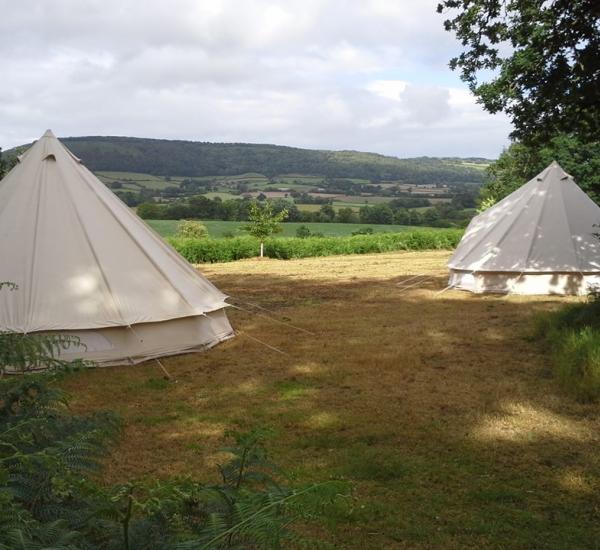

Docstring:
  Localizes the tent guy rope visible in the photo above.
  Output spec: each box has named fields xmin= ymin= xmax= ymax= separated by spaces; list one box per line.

xmin=228 ymin=301 xmax=315 ymax=335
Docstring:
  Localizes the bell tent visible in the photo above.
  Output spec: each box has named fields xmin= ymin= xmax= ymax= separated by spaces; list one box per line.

xmin=0 ymin=130 xmax=234 ymax=366
xmin=448 ymin=161 xmax=600 ymax=295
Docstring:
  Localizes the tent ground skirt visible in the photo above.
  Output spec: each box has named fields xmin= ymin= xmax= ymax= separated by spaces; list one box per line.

xmin=448 ymin=269 xmax=600 ymax=296
xmin=49 ymin=309 xmax=234 ymax=367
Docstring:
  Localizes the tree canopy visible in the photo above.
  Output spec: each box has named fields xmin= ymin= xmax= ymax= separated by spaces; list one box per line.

xmin=0 ymin=148 xmax=16 ymax=179
xmin=244 ymin=201 xmax=289 ymax=241
xmin=480 ymin=134 xmax=600 ymax=205
xmin=438 ymin=0 xmax=600 ymax=144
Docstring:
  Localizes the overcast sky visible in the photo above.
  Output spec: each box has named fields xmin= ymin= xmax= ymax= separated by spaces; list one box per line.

xmin=0 ymin=0 xmax=511 ymax=158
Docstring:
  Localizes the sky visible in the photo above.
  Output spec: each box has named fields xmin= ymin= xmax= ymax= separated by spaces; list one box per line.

xmin=0 ymin=0 xmax=512 ymax=158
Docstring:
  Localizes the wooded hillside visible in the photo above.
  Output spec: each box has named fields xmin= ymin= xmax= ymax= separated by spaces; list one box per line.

xmin=6 ymin=136 xmax=489 ymax=184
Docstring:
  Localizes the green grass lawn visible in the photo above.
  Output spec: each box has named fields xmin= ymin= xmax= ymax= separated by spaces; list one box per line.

xmin=146 ymin=219 xmax=429 ymax=238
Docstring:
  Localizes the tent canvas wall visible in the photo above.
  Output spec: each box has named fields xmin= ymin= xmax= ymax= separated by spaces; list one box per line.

xmin=448 ymin=161 xmax=600 ymax=295
xmin=0 ymin=130 xmax=234 ymax=366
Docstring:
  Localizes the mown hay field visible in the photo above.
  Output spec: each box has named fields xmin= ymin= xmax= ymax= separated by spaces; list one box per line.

xmin=61 ymin=251 xmax=600 ymax=548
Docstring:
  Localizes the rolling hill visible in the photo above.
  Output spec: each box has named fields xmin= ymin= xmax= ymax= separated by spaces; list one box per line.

xmin=5 ymin=136 xmax=490 ymax=185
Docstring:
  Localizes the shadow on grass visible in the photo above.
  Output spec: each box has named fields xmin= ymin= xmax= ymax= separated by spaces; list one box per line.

xmin=62 ymin=270 xmax=599 ymax=549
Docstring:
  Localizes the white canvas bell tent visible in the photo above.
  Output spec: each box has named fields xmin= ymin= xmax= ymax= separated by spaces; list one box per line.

xmin=448 ymin=161 xmax=600 ymax=295
xmin=0 ymin=130 xmax=234 ymax=366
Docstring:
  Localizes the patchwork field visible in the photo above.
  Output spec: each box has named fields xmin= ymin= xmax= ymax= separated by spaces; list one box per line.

xmin=61 ymin=251 xmax=600 ymax=548
xmin=95 ymin=169 xmax=457 ymax=212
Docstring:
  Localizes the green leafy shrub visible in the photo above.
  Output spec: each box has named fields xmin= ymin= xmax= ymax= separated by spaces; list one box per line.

xmin=176 ymin=219 xmax=209 ymax=239
xmin=351 ymin=227 xmax=373 ymax=235
xmin=0 ymin=372 xmax=121 ymax=548
xmin=169 ymin=229 xmax=463 ymax=263
xmin=296 ymin=225 xmax=311 ymax=238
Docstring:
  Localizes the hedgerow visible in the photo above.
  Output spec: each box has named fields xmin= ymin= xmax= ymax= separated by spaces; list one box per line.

xmin=168 ymin=229 xmax=463 ymax=263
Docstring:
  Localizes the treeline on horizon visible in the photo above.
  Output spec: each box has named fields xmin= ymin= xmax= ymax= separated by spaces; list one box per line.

xmin=6 ymin=136 xmax=489 ymax=184
xmin=137 ymin=195 xmax=474 ymax=228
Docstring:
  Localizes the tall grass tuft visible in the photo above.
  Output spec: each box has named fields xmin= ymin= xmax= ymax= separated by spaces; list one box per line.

xmin=168 ymin=228 xmax=463 ymax=263
xmin=554 ymin=327 xmax=600 ymax=401
xmin=535 ymin=294 xmax=600 ymax=402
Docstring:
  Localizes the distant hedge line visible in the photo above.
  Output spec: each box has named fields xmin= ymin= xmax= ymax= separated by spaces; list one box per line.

xmin=168 ymin=229 xmax=463 ymax=263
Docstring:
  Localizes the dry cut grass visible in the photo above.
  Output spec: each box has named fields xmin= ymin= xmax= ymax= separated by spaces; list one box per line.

xmin=61 ymin=251 xmax=600 ymax=549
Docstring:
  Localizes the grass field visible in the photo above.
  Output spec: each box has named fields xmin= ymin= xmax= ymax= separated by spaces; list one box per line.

xmin=61 ymin=251 xmax=600 ymax=548
xmin=96 ymin=171 xmax=184 ymax=190
xmin=146 ymin=219 xmax=429 ymax=238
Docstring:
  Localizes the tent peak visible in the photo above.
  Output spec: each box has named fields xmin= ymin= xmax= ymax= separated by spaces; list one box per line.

xmin=42 ymin=129 xmax=56 ymax=138
xmin=538 ymin=160 xmax=571 ymax=182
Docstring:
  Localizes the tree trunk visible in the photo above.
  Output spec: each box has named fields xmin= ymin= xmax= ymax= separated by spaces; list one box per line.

xmin=260 ymin=242 xmax=264 ymax=258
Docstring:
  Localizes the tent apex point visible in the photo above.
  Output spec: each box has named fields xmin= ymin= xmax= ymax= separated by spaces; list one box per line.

xmin=42 ymin=129 xmax=55 ymax=138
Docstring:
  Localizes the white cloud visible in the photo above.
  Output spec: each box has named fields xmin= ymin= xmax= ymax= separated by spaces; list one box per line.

xmin=367 ymin=80 xmax=408 ymax=101
xmin=0 ymin=0 xmax=511 ymax=157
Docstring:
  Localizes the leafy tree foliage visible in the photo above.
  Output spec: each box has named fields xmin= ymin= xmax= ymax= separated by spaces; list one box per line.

xmin=243 ymin=201 xmax=288 ymax=257
xmin=479 ymin=134 xmax=600 ymax=206
xmin=114 ymin=190 xmax=141 ymax=207
xmin=137 ymin=201 xmax=163 ymax=219
xmin=359 ymin=204 xmax=395 ymax=225
xmin=137 ymin=193 xmax=473 ymax=228
xmin=0 ymin=149 xmax=6 ymax=179
xmin=318 ymin=203 xmax=336 ymax=222
xmin=388 ymin=197 xmax=431 ymax=209
xmin=0 ymin=148 xmax=17 ymax=180
xmin=336 ymin=207 xmax=359 ymax=224
xmin=438 ymin=0 xmax=600 ymax=144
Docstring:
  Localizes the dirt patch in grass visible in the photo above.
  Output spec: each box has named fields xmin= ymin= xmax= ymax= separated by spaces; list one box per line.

xmin=61 ymin=251 xmax=600 ymax=548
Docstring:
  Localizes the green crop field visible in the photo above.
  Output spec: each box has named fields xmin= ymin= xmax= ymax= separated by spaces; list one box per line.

xmin=203 ymin=191 xmax=246 ymax=200
xmin=146 ymin=219 xmax=428 ymax=238
xmin=96 ymin=171 xmax=183 ymax=191
xmin=252 ymin=182 xmax=316 ymax=191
